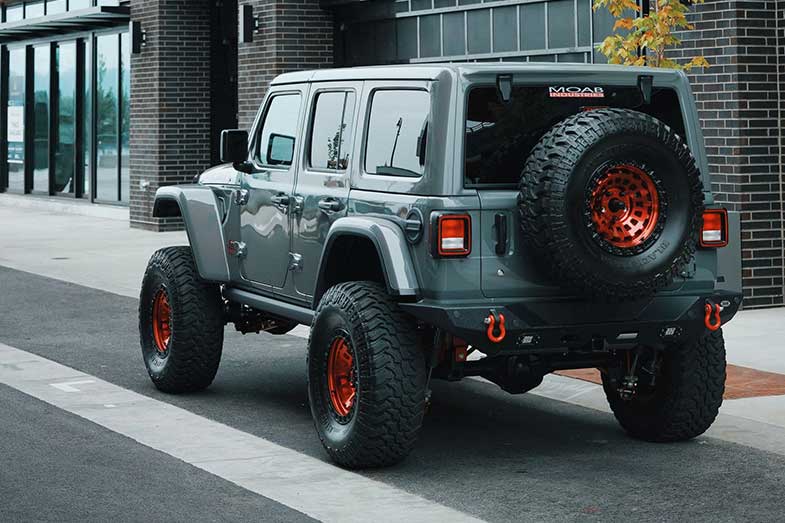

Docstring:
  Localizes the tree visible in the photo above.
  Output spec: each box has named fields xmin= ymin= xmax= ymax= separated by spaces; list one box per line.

xmin=593 ymin=0 xmax=710 ymax=70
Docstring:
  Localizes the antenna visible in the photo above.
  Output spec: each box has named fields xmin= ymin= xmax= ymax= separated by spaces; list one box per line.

xmin=389 ymin=117 xmax=403 ymax=166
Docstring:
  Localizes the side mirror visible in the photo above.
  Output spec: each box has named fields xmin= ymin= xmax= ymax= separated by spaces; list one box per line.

xmin=266 ymin=133 xmax=295 ymax=166
xmin=220 ymin=129 xmax=249 ymax=164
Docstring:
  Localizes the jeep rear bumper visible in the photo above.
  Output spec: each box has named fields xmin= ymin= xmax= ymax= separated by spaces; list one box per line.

xmin=400 ymin=291 xmax=742 ymax=355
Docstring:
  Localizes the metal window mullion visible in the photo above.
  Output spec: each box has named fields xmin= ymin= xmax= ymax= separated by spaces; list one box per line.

xmin=439 ymin=13 xmax=444 ymax=56
xmin=74 ymin=38 xmax=84 ymax=198
xmin=544 ymin=2 xmax=549 ymax=50
xmin=48 ymin=41 xmax=57 ymax=195
xmin=489 ymin=7 xmax=494 ymax=54
xmin=516 ymin=5 xmax=521 ymax=52
xmin=115 ymin=32 xmax=121 ymax=202
xmin=0 ymin=47 xmax=8 ymax=191
xmin=24 ymin=45 xmax=34 ymax=194
xmin=463 ymin=11 xmax=468 ymax=55
xmin=574 ymin=0 xmax=579 ymax=48
xmin=416 ymin=16 xmax=421 ymax=59
xmin=89 ymin=32 xmax=96 ymax=202
xmin=589 ymin=0 xmax=595 ymax=62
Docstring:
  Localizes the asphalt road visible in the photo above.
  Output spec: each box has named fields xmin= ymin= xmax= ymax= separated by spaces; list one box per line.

xmin=1 ymin=265 xmax=784 ymax=522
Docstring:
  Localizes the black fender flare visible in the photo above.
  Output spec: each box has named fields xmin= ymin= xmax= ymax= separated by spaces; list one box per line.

xmin=313 ymin=216 xmax=420 ymax=306
xmin=153 ymin=185 xmax=231 ymax=282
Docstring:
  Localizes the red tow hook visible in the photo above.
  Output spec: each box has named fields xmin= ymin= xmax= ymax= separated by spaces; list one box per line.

xmin=485 ymin=309 xmax=506 ymax=343
xmin=704 ymin=301 xmax=723 ymax=332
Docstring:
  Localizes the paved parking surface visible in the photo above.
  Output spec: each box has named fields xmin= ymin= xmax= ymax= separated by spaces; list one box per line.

xmin=2 ymin=266 xmax=785 ymax=522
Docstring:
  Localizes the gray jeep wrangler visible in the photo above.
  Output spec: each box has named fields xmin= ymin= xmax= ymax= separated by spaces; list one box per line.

xmin=139 ymin=63 xmax=742 ymax=469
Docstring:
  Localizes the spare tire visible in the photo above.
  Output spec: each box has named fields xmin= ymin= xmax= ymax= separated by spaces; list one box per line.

xmin=518 ymin=108 xmax=704 ymax=300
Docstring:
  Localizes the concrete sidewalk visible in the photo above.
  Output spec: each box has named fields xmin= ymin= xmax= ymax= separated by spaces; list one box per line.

xmin=2 ymin=198 xmax=785 ymax=453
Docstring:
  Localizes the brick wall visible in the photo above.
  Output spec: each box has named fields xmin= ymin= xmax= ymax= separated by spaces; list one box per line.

xmin=674 ymin=0 xmax=785 ymax=308
xmin=237 ymin=0 xmax=333 ymax=131
xmin=129 ymin=0 xmax=213 ymax=231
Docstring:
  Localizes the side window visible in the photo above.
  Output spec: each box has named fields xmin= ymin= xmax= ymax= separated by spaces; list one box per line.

xmin=309 ymin=91 xmax=356 ymax=170
xmin=256 ymin=93 xmax=302 ymax=167
xmin=365 ymin=90 xmax=430 ymax=177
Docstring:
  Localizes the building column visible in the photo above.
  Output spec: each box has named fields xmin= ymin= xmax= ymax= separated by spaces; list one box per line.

xmin=237 ymin=0 xmax=334 ymax=131
xmin=677 ymin=1 xmax=785 ymax=307
xmin=129 ymin=0 xmax=213 ymax=231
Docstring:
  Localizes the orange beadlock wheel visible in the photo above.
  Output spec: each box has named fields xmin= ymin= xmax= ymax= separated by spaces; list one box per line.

xmin=151 ymin=289 xmax=172 ymax=353
xmin=589 ymin=164 xmax=661 ymax=250
xmin=326 ymin=336 xmax=356 ymax=418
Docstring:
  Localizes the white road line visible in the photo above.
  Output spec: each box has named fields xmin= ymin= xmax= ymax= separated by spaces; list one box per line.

xmin=0 ymin=343 xmax=481 ymax=523
xmin=50 ymin=379 xmax=96 ymax=392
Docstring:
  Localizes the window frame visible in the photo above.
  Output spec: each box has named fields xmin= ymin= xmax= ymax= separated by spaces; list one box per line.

xmin=305 ymin=87 xmax=357 ymax=174
xmin=252 ymin=90 xmax=303 ymax=171
xmin=361 ymin=86 xmax=430 ymax=179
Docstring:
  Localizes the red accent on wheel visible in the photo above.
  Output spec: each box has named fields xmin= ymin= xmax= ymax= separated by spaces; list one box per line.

xmin=590 ymin=164 xmax=660 ymax=249
xmin=327 ymin=337 xmax=356 ymax=417
xmin=152 ymin=289 xmax=172 ymax=353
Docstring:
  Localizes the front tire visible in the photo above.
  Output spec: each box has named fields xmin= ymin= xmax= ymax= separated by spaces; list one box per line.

xmin=139 ymin=246 xmax=224 ymax=393
xmin=307 ymin=282 xmax=426 ymax=469
xmin=602 ymin=330 xmax=726 ymax=442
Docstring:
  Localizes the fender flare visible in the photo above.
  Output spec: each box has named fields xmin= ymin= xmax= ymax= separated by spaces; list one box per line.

xmin=314 ymin=216 xmax=420 ymax=306
xmin=153 ymin=185 xmax=231 ymax=282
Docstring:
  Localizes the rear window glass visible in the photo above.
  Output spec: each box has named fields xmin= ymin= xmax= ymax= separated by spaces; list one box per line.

xmin=464 ymin=85 xmax=685 ymax=187
xmin=309 ymin=91 xmax=356 ymax=171
xmin=365 ymin=89 xmax=430 ymax=177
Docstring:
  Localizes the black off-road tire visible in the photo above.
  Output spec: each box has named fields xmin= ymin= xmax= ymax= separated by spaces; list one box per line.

xmin=139 ymin=246 xmax=224 ymax=393
xmin=602 ymin=330 xmax=726 ymax=442
xmin=518 ymin=108 xmax=704 ymax=300
xmin=307 ymin=281 xmax=426 ymax=469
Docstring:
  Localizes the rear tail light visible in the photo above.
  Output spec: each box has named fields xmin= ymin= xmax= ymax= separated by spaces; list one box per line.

xmin=435 ymin=214 xmax=471 ymax=257
xmin=700 ymin=209 xmax=728 ymax=248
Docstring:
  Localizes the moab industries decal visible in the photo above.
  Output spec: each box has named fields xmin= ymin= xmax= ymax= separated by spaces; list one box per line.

xmin=549 ymin=86 xmax=605 ymax=99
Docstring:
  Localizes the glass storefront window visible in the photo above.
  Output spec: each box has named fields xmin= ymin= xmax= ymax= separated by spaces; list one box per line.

xmin=69 ymin=0 xmax=93 ymax=10
xmin=7 ymin=48 xmax=26 ymax=192
xmin=33 ymin=44 xmax=50 ymax=192
xmin=120 ymin=31 xmax=129 ymax=202
xmin=56 ymin=42 xmax=76 ymax=194
xmin=47 ymin=0 xmax=68 ymax=15
xmin=96 ymin=34 xmax=118 ymax=201
xmin=5 ymin=3 xmax=24 ymax=22
xmin=25 ymin=1 xmax=45 ymax=18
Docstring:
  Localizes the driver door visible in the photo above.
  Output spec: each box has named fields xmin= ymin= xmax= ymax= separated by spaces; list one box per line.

xmin=239 ymin=87 xmax=305 ymax=288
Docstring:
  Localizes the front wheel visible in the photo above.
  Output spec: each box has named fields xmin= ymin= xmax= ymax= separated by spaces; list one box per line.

xmin=139 ymin=246 xmax=224 ymax=393
xmin=307 ymin=282 xmax=426 ymax=469
xmin=602 ymin=330 xmax=726 ymax=442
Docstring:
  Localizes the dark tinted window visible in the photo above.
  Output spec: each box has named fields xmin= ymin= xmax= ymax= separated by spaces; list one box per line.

xmin=365 ymin=90 xmax=429 ymax=177
xmin=309 ymin=91 xmax=356 ymax=170
xmin=464 ymin=85 xmax=685 ymax=187
xmin=257 ymin=94 xmax=301 ymax=167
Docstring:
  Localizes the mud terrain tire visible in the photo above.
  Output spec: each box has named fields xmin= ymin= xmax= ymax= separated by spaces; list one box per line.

xmin=307 ymin=281 xmax=426 ymax=469
xmin=518 ymin=108 xmax=704 ymax=300
xmin=602 ymin=330 xmax=726 ymax=442
xmin=139 ymin=246 xmax=224 ymax=393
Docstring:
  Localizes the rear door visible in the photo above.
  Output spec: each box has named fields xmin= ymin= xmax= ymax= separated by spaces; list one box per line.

xmin=290 ymin=82 xmax=362 ymax=300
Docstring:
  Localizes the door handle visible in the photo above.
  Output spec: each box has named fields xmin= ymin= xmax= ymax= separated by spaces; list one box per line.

xmin=494 ymin=213 xmax=508 ymax=255
xmin=271 ymin=194 xmax=290 ymax=207
xmin=318 ymin=198 xmax=343 ymax=212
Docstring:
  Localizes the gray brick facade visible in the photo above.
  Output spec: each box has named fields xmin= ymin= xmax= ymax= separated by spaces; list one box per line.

xmin=237 ymin=0 xmax=333 ymax=131
xmin=129 ymin=0 xmax=213 ymax=231
xmin=675 ymin=1 xmax=785 ymax=307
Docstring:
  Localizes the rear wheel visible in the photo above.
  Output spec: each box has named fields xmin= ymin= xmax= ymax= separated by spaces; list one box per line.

xmin=307 ymin=281 xmax=426 ymax=469
xmin=139 ymin=246 xmax=224 ymax=393
xmin=602 ymin=331 xmax=726 ymax=442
